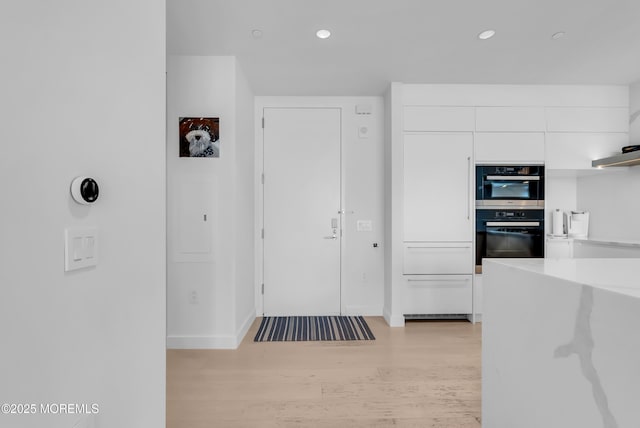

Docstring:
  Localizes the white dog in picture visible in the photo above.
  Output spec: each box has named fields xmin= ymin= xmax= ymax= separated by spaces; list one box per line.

xmin=186 ymin=127 xmax=220 ymax=157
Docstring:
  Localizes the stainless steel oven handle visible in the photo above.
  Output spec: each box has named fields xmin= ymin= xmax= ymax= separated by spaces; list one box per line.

xmin=486 ymin=221 xmax=540 ymax=227
xmin=486 ymin=175 xmax=540 ymax=181
xmin=407 ymin=246 xmax=471 ymax=249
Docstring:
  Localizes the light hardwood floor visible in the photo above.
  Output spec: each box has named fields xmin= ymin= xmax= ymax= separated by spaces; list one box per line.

xmin=167 ymin=317 xmax=481 ymax=427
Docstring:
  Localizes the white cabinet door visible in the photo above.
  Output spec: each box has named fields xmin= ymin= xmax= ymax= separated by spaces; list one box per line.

xmin=172 ymin=178 xmax=215 ymax=263
xmin=403 ymin=133 xmax=473 ymax=241
xmin=403 ymin=242 xmax=473 ymax=274
xmin=545 ymin=133 xmax=628 ymax=170
xmin=404 ymin=275 xmax=472 ymax=315
xmin=546 ymin=107 xmax=629 ymax=132
xmin=476 ymin=107 xmax=545 ymax=132
xmin=546 ymin=238 xmax=573 ymax=258
xmin=475 ymin=132 xmax=545 ymax=164
xmin=404 ymin=106 xmax=475 ymax=131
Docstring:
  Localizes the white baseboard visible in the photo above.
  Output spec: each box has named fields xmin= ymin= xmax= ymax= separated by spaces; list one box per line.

xmin=235 ymin=310 xmax=256 ymax=346
xmin=343 ymin=305 xmax=383 ymax=316
xmin=167 ymin=311 xmax=256 ymax=350
xmin=383 ymin=307 xmax=405 ymax=327
xmin=167 ymin=335 xmax=238 ymax=349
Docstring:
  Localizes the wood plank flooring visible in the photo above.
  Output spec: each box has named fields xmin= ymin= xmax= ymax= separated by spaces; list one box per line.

xmin=167 ymin=317 xmax=481 ymax=427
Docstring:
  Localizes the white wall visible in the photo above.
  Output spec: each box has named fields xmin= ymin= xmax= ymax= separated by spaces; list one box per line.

xmin=545 ymin=176 xmax=577 ymax=231
xmin=0 ymin=1 xmax=166 ymax=427
xmin=383 ymin=83 xmax=406 ymax=326
xmin=254 ymin=97 xmax=386 ymax=316
xmin=577 ymin=168 xmax=640 ymax=240
xmin=234 ymin=62 xmax=257 ymax=335
xmin=576 ymin=82 xmax=640 ymax=241
xmin=167 ymin=56 xmax=255 ymax=349
xmin=631 ymin=81 xmax=640 ymax=142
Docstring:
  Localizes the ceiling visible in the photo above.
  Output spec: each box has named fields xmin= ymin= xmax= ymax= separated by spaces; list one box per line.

xmin=167 ymin=0 xmax=640 ymax=96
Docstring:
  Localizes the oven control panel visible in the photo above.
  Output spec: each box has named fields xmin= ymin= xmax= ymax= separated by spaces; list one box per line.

xmin=494 ymin=211 xmax=527 ymax=218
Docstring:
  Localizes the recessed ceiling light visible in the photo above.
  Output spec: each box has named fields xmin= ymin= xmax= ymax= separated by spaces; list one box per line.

xmin=478 ymin=29 xmax=496 ymax=40
xmin=251 ymin=29 xmax=263 ymax=39
xmin=551 ymin=31 xmax=566 ymax=40
xmin=316 ymin=29 xmax=331 ymax=39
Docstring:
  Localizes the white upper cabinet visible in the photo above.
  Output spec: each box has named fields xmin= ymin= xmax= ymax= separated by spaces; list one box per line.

xmin=403 ymin=132 xmax=473 ymax=241
xmin=545 ymin=133 xmax=628 ymax=170
xmin=546 ymin=107 xmax=629 ymax=132
xmin=403 ymin=106 xmax=475 ymax=131
xmin=475 ymin=132 xmax=545 ymax=164
xmin=475 ymin=107 xmax=546 ymax=132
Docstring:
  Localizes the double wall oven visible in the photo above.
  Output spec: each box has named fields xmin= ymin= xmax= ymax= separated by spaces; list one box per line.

xmin=476 ymin=165 xmax=545 ymax=270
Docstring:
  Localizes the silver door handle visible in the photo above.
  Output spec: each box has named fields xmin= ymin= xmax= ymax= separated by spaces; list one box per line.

xmin=324 ymin=235 xmax=337 ymax=240
xmin=486 ymin=175 xmax=540 ymax=181
xmin=486 ymin=221 xmax=540 ymax=227
xmin=407 ymin=246 xmax=471 ymax=249
xmin=467 ymin=156 xmax=471 ymax=220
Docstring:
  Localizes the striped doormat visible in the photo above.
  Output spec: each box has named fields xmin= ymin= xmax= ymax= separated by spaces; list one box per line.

xmin=254 ymin=316 xmax=375 ymax=342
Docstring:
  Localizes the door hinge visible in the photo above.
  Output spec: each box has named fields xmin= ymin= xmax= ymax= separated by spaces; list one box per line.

xmin=261 ymin=283 xmax=264 ymax=295
xmin=261 ymin=173 xmax=264 ymax=184
xmin=261 ymin=228 xmax=264 ymax=239
xmin=262 ymin=117 xmax=264 ymax=128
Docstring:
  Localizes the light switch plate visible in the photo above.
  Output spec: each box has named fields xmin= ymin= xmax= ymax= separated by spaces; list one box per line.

xmin=65 ymin=227 xmax=99 ymax=272
xmin=355 ymin=104 xmax=372 ymax=115
xmin=356 ymin=220 xmax=373 ymax=232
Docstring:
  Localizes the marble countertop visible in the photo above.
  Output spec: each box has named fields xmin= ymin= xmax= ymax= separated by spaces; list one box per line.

xmin=486 ymin=258 xmax=640 ymax=299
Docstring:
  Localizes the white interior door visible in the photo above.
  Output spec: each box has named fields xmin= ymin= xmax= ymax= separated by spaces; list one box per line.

xmin=263 ymin=108 xmax=341 ymax=316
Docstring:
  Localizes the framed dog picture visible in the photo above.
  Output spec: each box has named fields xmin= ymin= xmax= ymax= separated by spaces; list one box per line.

xmin=179 ymin=117 xmax=220 ymax=158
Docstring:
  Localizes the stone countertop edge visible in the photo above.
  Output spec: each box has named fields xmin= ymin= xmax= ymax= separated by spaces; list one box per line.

xmin=483 ymin=258 xmax=640 ymax=300
xmin=573 ymin=237 xmax=640 ymax=247
xmin=546 ymin=236 xmax=640 ymax=247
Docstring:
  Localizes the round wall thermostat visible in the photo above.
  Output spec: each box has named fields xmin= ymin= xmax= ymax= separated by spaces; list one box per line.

xmin=70 ymin=176 xmax=99 ymax=205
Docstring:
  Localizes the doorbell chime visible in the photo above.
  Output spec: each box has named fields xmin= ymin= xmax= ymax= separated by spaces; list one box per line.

xmin=70 ymin=176 xmax=99 ymax=205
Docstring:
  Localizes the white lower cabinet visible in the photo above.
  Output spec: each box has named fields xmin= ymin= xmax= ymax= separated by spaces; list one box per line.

xmin=546 ymin=237 xmax=573 ymax=258
xmin=403 ymin=275 xmax=472 ymax=315
xmin=403 ymin=242 xmax=473 ymax=274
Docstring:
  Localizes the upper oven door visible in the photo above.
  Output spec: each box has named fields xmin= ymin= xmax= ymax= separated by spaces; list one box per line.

xmin=476 ymin=165 xmax=544 ymax=207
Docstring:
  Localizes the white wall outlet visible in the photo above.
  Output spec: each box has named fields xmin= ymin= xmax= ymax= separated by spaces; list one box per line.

xmin=65 ymin=227 xmax=99 ymax=272
xmin=189 ymin=290 xmax=199 ymax=304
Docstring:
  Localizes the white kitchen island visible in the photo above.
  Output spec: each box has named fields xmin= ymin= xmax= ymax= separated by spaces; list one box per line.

xmin=482 ymin=258 xmax=640 ymax=428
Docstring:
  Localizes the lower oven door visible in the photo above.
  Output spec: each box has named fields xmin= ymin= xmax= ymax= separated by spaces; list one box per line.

xmin=485 ymin=222 xmax=543 ymax=258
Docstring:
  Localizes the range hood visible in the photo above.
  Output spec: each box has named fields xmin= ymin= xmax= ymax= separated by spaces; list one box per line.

xmin=592 ymin=150 xmax=640 ymax=168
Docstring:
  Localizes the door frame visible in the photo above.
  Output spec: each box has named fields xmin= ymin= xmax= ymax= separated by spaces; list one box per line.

xmin=254 ymin=99 xmax=345 ymax=316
